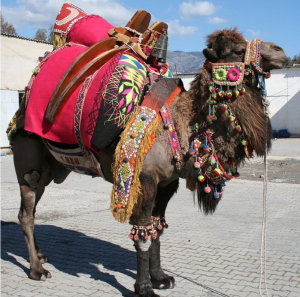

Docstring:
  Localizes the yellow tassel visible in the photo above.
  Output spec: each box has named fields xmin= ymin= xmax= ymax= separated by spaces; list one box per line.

xmin=53 ymin=33 xmax=66 ymax=50
xmin=110 ymin=107 xmax=159 ymax=223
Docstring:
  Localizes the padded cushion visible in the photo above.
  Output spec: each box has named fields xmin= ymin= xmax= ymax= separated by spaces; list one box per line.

xmin=67 ymin=15 xmax=114 ymax=47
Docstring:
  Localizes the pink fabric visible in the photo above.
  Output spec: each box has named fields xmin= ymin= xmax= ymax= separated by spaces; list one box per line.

xmin=80 ymin=53 xmax=121 ymax=149
xmin=67 ymin=15 xmax=113 ymax=47
xmin=25 ymin=45 xmax=87 ymax=144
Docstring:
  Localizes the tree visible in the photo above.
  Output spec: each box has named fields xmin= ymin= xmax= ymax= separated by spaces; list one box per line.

xmin=286 ymin=54 xmax=300 ymax=66
xmin=47 ymin=24 xmax=54 ymax=43
xmin=34 ymin=28 xmax=47 ymax=41
xmin=1 ymin=13 xmax=18 ymax=35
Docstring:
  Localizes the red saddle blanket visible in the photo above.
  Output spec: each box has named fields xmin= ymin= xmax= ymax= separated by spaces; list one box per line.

xmin=24 ymin=45 xmax=170 ymax=152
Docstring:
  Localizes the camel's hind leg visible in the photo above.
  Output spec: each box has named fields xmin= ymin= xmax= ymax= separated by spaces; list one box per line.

xmin=150 ymin=179 xmax=179 ymax=290
xmin=18 ymin=184 xmax=52 ymax=280
xmin=13 ymin=134 xmax=68 ymax=280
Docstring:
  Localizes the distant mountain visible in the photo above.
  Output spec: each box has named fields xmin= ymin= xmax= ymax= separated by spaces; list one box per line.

xmin=166 ymin=50 xmax=205 ymax=74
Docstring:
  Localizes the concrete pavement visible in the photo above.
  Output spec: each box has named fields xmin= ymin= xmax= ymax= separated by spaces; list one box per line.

xmin=1 ymin=139 xmax=300 ymax=296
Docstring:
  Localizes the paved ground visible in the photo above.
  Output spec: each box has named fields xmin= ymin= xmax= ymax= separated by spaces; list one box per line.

xmin=1 ymin=139 xmax=300 ymax=296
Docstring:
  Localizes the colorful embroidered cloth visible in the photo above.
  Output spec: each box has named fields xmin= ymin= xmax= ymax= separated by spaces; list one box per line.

xmin=111 ymin=106 xmax=158 ymax=223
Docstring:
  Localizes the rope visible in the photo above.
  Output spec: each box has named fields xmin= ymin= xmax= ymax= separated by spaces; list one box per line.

xmin=259 ymin=102 xmax=270 ymax=297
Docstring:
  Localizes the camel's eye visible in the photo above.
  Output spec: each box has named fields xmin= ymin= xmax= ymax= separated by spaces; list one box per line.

xmin=273 ymin=45 xmax=283 ymax=51
xmin=234 ymin=49 xmax=244 ymax=55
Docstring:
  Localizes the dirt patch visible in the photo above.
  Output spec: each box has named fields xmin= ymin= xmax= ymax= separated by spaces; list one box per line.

xmin=238 ymin=158 xmax=300 ymax=184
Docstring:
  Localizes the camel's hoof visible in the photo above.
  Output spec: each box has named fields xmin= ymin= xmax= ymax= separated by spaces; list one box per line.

xmin=29 ymin=270 xmax=52 ymax=281
xmin=39 ymin=256 xmax=49 ymax=264
xmin=134 ymin=282 xmax=160 ymax=297
xmin=134 ymin=291 xmax=160 ymax=297
xmin=151 ymin=276 xmax=175 ymax=290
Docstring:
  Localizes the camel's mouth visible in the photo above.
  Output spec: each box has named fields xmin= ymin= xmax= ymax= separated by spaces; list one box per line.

xmin=266 ymin=59 xmax=289 ymax=71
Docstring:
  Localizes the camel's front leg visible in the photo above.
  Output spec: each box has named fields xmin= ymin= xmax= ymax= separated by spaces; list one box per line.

xmin=149 ymin=179 xmax=179 ymax=290
xmin=130 ymin=173 xmax=159 ymax=297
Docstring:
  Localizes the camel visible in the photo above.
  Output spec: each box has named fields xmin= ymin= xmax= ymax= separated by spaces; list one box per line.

xmin=8 ymin=28 xmax=287 ymax=296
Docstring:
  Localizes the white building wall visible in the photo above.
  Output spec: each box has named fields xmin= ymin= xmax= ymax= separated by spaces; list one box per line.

xmin=0 ymin=90 xmax=19 ymax=147
xmin=266 ymin=68 xmax=300 ymax=136
xmin=1 ymin=35 xmax=53 ymax=149
xmin=1 ymin=35 xmax=53 ymax=91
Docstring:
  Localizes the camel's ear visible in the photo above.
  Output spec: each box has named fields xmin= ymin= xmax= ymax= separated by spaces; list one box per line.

xmin=203 ymin=48 xmax=218 ymax=62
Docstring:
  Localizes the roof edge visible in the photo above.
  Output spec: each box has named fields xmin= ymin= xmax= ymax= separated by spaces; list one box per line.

xmin=1 ymin=33 xmax=52 ymax=45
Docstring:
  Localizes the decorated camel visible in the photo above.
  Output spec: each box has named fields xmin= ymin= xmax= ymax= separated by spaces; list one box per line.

xmin=7 ymin=3 xmax=288 ymax=297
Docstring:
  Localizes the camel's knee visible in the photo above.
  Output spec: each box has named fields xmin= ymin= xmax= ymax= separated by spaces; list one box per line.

xmin=24 ymin=170 xmax=41 ymax=189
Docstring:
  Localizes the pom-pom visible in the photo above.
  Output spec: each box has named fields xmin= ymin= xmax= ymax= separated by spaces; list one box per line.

xmin=133 ymin=234 xmax=139 ymax=241
xmin=129 ymin=233 xmax=134 ymax=240
xmin=214 ymin=168 xmax=222 ymax=176
xmin=235 ymin=125 xmax=242 ymax=132
xmin=234 ymin=172 xmax=240 ymax=178
xmin=141 ymin=115 xmax=147 ymax=121
xmin=144 ymin=234 xmax=149 ymax=241
xmin=214 ymin=192 xmax=220 ymax=199
xmin=220 ymin=104 xmax=227 ymax=112
xmin=239 ymin=87 xmax=245 ymax=95
xmin=226 ymin=91 xmax=232 ymax=99
xmin=152 ymin=232 xmax=157 ymax=240
xmin=207 ymin=115 xmax=214 ymax=122
xmin=131 ymin=132 xmax=137 ymax=138
xmin=241 ymin=139 xmax=247 ymax=146
xmin=117 ymin=203 xmax=123 ymax=209
xmin=189 ymin=148 xmax=195 ymax=155
xmin=157 ymin=224 xmax=163 ymax=230
xmin=202 ymin=144 xmax=210 ymax=152
xmin=204 ymin=186 xmax=211 ymax=193
xmin=33 ymin=68 xmax=40 ymax=75
xmin=123 ymin=157 xmax=129 ymax=163
xmin=198 ymin=175 xmax=205 ymax=182
xmin=218 ymin=90 xmax=225 ymax=98
xmin=194 ymin=162 xmax=201 ymax=169
xmin=227 ymin=115 xmax=235 ymax=122
xmin=234 ymin=90 xmax=240 ymax=97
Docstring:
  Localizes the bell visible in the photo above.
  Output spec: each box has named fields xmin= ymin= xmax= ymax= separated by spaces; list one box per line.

xmin=151 ymin=30 xmax=168 ymax=63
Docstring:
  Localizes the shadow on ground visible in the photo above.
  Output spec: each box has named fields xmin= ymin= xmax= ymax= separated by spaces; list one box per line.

xmin=1 ymin=221 xmax=136 ymax=296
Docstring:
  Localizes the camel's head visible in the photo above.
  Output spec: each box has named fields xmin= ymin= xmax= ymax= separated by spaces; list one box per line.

xmin=203 ymin=28 xmax=288 ymax=72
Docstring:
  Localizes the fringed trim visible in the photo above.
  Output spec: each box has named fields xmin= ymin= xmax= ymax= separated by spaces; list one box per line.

xmin=110 ymin=106 xmax=159 ymax=223
xmin=53 ymin=33 xmax=67 ymax=50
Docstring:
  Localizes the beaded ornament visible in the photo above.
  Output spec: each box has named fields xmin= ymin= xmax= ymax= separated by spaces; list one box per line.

xmin=189 ymin=130 xmax=239 ymax=199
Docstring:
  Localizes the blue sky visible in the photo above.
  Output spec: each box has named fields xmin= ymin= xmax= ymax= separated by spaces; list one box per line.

xmin=1 ymin=0 xmax=299 ymax=58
